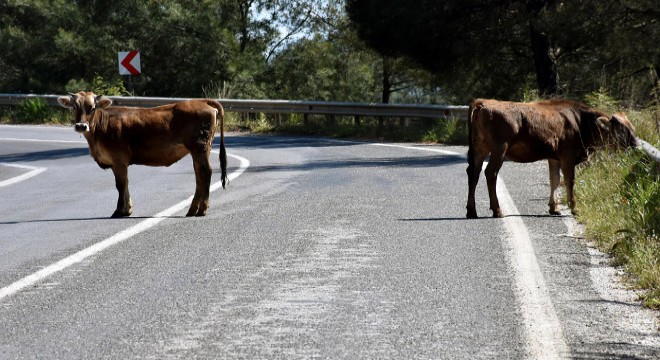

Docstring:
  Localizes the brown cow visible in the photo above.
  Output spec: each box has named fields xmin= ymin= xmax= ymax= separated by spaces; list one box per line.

xmin=57 ymin=92 xmax=228 ymax=218
xmin=466 ymin=99 xmax=636 ymax=218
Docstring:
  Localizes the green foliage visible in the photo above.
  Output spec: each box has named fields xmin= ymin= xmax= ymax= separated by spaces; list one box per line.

xmin=16 ymin=98 xmax=51 ymax=123
xmin=423 ymin=119 xmax=468 ymax=145
xmin=348 ymin=0 xmax=660 ymax=104
xmin=0 ymin=0 xmax=438 ymax=108
xmin=584 ymin=88 xmax=620 ymax=113
xmin=90 ymin=75 xmax=129 ymax=96
xmin=575 ymin=101 xmax=660 ymax=309
xmin=576 ymin=147 xmax=660 ymax=308
xmin=1 ymin=97 xmax=69 ymax=124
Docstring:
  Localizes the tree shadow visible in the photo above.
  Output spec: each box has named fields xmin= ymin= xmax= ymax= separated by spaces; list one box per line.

xmin=398 ymin=213 xmax=572 ymax=221
xmin=0 ymin=147 xmax=89 ymax=163
xmin=399 ymin=217 xmax=473 ymax=221
xmin=0 ymin=215 xmax=186 ymax=225
xmin=219 ymin=134 xmax=361 ymax=150
xmin=247 ymin=154 xmax=465 ymax=173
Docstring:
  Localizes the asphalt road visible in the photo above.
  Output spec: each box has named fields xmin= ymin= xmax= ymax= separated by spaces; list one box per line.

xmin=0 ymin=124 xmax=658 ymax=359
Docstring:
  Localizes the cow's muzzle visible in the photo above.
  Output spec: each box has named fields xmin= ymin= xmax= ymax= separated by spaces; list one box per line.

xmin=74 ymin=122 xmax=89 ymax=133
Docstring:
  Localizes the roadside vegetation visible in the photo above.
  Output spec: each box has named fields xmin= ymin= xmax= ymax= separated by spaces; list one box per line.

xmin=575 ymin=90 xmax=660 ymax=308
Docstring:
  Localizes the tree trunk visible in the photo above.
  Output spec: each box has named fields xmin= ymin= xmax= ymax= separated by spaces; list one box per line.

xmin=527 ymin=0 xmax=558 ymax=98
xmin=529 ymin=25 xmax=558 ymax=97
xmin=382 ymin=56 xmax=392 ymax=104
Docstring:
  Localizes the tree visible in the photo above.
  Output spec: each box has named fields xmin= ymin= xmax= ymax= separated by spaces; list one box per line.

xmin=346 ymin=0 xmax=660 ymax=104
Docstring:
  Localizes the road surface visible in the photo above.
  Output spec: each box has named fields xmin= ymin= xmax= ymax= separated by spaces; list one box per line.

xmin=0 ymin=124 xmax=658 ymax=359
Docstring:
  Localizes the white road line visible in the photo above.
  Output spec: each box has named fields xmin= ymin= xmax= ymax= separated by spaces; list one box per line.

xmin=370 ymin=142 xmax=464 ymax=157
xmin=497 ymin=178 xmax=569 ymax=359
xmin=371 ymin=142 xmax=568 ymax=359
xmin=0 ymin=153 xmax=250 ymax=301
xmin=0 ymin=136 xmax=84 ymax=186
xmin=0 ymin=163 xmax=47 ymax=187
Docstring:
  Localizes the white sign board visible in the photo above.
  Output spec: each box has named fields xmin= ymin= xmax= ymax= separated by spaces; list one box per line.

xmin=118 ymin=51 xmax=141 ymax=75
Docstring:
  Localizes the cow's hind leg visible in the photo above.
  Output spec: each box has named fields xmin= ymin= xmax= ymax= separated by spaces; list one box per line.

xmin=548 ymin=159 xmax=561 ymax=215
xmin=485 ymin=145 xmax=507 ymax=218
xmin=187 ymin=150 xmax=213 ymax=217
xmin=111 ymin=165 xmax=132 ymax=218
xmin=560 ymin=163 xmax=577 ymax=215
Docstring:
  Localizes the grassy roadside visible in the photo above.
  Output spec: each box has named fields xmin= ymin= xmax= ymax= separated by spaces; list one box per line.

xmin=223 ymin=112 xmax=467 ymax=144
xmin=575 ymin=104 xmax=660 ymax=308
xmin=0 ymin=98 xmax=71 ymax=125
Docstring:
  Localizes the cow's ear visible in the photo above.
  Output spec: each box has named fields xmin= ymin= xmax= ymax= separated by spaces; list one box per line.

xmin=57 ymin=95 xmax=74 ymax=109
xmin=596 ymin=116 xmax=611 ymax=131
xmin=95 ymin=96 xmax=113 ymax=109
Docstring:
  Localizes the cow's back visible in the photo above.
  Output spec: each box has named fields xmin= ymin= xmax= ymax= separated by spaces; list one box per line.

xmin=94 ymin=100 xmax=219 ymax=167
xmin=470 ymin=99 xmax=583 ymax=163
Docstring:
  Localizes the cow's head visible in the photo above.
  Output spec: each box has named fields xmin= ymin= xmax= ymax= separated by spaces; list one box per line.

xmin=57 ymin=92 xmax=113 ymax=133
xmin=595 ymin=112 xmax=637 ymax=149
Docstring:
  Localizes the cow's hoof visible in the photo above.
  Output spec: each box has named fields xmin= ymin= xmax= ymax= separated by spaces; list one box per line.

xmin=466 ymin=209 xmax=478 ymax=219
xmin=111 ymin=210 xmax=131 ymax=218
xmin=492 ymin=209 xmax=504 ymax=218
xmin=185 ymin=210 xmax=206 ymax=217
xmin=548 ymin=209 xmax=561 ymax=216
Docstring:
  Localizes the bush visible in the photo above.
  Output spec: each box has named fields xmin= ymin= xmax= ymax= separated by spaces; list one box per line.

xmin=65 ymin=75 xmax=130 ymax=96
xmin=423 ymin=118 xmax=468 ymax=144
xmin=16 ymin=98 xmax=51 ymax=123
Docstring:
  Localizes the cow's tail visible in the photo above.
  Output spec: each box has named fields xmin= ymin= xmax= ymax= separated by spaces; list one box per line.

xmin=466 ymin=100 xmax=478 ymax=170
xmin=209 ymin=100 xmax=228 ymax=189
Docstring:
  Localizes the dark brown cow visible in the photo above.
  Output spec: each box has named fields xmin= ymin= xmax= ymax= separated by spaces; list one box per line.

xmin=466 ymin=99 xmax=636 ymax=218
xmin=58 ymin=92 xmax=228 ymax=218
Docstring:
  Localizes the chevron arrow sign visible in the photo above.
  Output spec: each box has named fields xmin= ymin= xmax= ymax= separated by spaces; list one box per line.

xmin=118 ymin=51 xmax=141 ymax=75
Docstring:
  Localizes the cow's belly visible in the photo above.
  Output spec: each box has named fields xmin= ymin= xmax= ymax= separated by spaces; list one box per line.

xmin=131 ymin=144 xmax=189 ymax=167
xmin=506 ymin=140 xmax=557 ymax=163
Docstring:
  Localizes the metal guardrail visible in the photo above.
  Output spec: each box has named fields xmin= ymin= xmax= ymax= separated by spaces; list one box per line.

xmin=2 ymin=94 xmax=659 ymax=165
xmin=638 ymin=138 xmax=660 ymax=166
xmin=0 ymin=94 xmax=469 ymax=120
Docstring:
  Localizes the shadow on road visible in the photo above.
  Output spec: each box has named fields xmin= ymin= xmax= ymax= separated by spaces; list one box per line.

xmin=399 ymin=213 xmax=572 ymax=221
xmin=247 ymin=155 xmax=464 ymax=173
xmin=220 ymin=134 xmax=359 ymax=150
xmin=0 ymin=147 xmax=89 ymax=163
xmin=0 ymin=215 xmax=186 ymax=225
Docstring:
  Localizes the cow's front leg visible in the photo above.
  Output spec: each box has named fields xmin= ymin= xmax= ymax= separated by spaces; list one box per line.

xmin=111 ymin=165 xmax=132 ymax=218
xmin=466 ymin=145 xmax=488 ymax=218
xmin=485 ymin=146 xmax=506 ymax=218
xmin=561 ymin=163 xmax=577 ymax=214
xmin=548 ymin=159 xmax=561 ymax=215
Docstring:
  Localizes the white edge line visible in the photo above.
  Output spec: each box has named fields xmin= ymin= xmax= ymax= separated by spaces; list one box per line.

xmin=0 ymin=136 xmax=85 ymax=186
xmin=0 ymin=153 xmax=250 ymax=301
xmin=370 ymin=142 xmax=568 ymax=359
xmin=369 ymin=142 xmax=465 ymax=157
xmin=0 ymin=162 xmax=47 ymax=187
xmin=496 ymin=178 xmax=569 ymax=359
